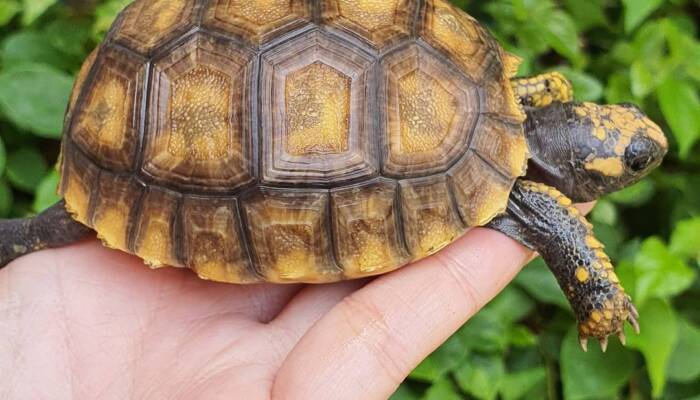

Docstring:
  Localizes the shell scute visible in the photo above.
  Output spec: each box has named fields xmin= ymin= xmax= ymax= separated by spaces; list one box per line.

xmin=320 ymin=0 xmax=418 ymax=49
xmin=381 ymin=44 xmax=479 ymax=177
xmin=203 ymin=0 xmax=312 ymax=47
xmin=142 ymin=33 xmax=256 ymax=191
xmin=112 ymin=0 xmax=200 ymax=55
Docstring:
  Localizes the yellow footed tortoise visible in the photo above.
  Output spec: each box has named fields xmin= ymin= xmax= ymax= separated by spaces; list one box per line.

xmin=0 ymin=0 xmax=668 ymax=351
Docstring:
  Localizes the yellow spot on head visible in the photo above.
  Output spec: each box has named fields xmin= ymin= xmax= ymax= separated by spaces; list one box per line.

xmin=575 ymin=267 xmax=589 ymax=283
xmin=558 ymin=196 xmax=572 ymax=207
xmin=585 ymin=157 xmax=625 ymax=177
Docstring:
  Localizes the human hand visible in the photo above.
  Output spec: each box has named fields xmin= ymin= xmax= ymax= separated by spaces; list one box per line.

xmin=0 ymin=205 xmax=591 ymax=400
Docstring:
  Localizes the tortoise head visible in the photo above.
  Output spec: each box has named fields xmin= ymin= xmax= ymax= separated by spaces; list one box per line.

xmin=524 ymin=102 xmax=668 ymax=202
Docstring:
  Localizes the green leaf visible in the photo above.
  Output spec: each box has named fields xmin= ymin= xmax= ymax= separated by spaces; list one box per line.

xmin=667 ymin=317 xmax=700 ymax=383
xmin=561 ymin=327 xmax=635 ymax=400
xmin=456 ymin=310 xmax=509 ymax=353
xmin=0 ymin=135 xmax=5 ymax=176
xmin=540 ymin=11 xmax=584 ymax=67
xmin=44 ymin=19 xmax=92 ymax=58
xmin=0 ymin=64 xmax=73 ymax=139
xmin=423 ymin=377 xmax=461 ymax=400
xmin=627 ymin=299 xmax=679 ymax=397
xmin=93 ymin=0 xmax=132 ymax=40
xmin=454 ymin=354 xmax=505 ymax=400
xmin=0 ymin=180 xmax=13 ymax=218
xmin=670 ymin=218 xmax=700 ymax=262
xmin=591 ymin=200 xmax=618 ymax=225
xmin=0 ymin=0 xmax=20 ymax=26
xmin=623 ymin=0 xmax=663 ymax=33
xmin=514 ymin=258 xmax=569 ymax=310
xmin=33 ymin=170 xmax=60 ymax=213
xmin=1 ymin=31 xmax=71 ymax=70
xmin=390 ymin=385 xmax=420 ymax=400
xmin=559 ymin=68 xmax=604 ymax=102
xmin=410 ymin=335 xmax=468 ymax=382
xmin=500 ymin=367 xmax=546 ymax=400
xmin=506 ymin=324 xmax=538 ymax=348
xmin=630 ymin=60 xmax=656 ymax=98
xmin=483 ymin=286 xmax=534 ymax=323
xmin=657 ymin=78 xmax=700 ymax=159
xmin=22 ymin=0 xmax=58 ymax=26
xmin=562 ymin=0 xmax=607 ymax=31
xmin=632 ymin=237 xmax=696 ymax=306
xmin=5 ymin=147 xmax=48 ymax=193
xmin=607 ymin=180 xmax=655 ymax=206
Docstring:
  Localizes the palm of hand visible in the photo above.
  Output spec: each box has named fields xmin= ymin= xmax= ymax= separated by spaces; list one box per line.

xmin=0 ymin=229 xmax=531 ymax=400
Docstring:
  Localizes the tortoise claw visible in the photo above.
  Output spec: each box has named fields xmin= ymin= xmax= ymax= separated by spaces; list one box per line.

xmin=579 ymin=335 xmax=589 ymax=352
xmin=618 ymin=331 xmax=626 ymax=346
xmin=627 ymin=300 xmax=641 ymax=334
xmin=599 ymin=337 xmax=609 ymax=353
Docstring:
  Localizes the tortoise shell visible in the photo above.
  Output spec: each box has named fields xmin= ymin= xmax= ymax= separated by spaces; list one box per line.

xmin=59 ymin=0 xmax=528 ymax=283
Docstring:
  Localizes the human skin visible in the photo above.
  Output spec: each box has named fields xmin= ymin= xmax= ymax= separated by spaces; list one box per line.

xmin=0 ymin=204 xmax=593 ymax=400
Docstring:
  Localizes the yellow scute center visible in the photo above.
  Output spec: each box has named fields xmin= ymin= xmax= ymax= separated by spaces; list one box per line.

xmin=79 ymin=74 xmax=129 ymax=150
xmin=398 ymin=70 xmax=457 ymax=154
xmin=285 ymin=62 xmax=351 ymax=156
xmin=167 ymin=66 xmax=231 ymax=161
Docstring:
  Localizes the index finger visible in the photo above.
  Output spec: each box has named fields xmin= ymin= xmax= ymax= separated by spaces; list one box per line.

xmin=272 ymin=227 xmax=532 ymax=400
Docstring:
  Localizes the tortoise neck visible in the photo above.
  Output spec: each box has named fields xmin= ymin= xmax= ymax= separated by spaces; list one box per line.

xmin=522 ymin=103 xmax=597 ymax=202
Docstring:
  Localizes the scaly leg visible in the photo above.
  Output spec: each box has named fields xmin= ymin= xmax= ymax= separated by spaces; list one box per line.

xmin=512 ymin=72 xmax=573 ymax=108
xmin=0 ymin=201 xmax=92 ymax=268
xmin=489 ymin=180 xmax=638 ymax=352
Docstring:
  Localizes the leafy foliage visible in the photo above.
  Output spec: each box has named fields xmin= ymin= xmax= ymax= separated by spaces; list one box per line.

xmin=0 ymin=1 xmax=697 ymax=399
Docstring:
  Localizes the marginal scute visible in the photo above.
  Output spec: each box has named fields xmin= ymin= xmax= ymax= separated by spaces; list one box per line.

xmin=143 ymin=33 xmax=255 ymax=190
xmin=182 ymin=197 xmax=258 ymax=283
xmin=91 ymin=172 xmax=143 ymax=252
xmin=242 ymin=189 xmax=341 ymax=283
xmin=400 ymin=176 xmax=465 ymax=258
xmin=285 ymin=62 xmax=351 ymax=156
xmin=261 ymin=30 xmax=377 ymax=185
xmin=470 ymin=116 xmax=528 ymax=178
xmin=67 ymin=46 xmax=99 ymax=119
xmin=70 ymin=46 xmax=144 ymax=172
xmin=381 ymin=44 xmax=478 ymax=177
xmin=449 ymin=152 xmax=513 ymax=227
xmin=133 ymin=188 xmax=181 ymax=268
xmin=113 ymin=0 xmax=198 ymax=54
xmin=331 ymin=180 xmax=408 ymax=277
xmin=59 ymin=146 xmax=98 ymax=225
xmin=203 ymin=0 xmax=311 ymax=46
xmin=321 ymin=0 xmax=417 ymax=49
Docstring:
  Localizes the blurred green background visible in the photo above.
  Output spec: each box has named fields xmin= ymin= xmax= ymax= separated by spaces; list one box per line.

xmin=0 ymin=0 xmax=697 ymax=399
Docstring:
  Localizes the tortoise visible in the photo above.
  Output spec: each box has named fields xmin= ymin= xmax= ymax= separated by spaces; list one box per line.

xmin=0 ymin=0 xmax=668 ymax=351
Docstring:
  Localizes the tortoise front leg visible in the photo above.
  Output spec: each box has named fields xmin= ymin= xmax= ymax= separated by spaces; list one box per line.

xmin=0 ymin=201 xmax=92 ymax=268
xmin=512 ymin=72 xmax=573 ymax=108
xmin=489 ymin=180 xmax=638 ymax=352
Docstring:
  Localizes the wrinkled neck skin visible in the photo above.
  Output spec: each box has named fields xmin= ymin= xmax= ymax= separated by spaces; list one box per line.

xmin=522 ymin=103 xmax=635 ymax=203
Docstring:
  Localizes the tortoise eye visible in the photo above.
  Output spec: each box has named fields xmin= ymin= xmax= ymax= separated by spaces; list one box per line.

xmin=624 ymin=136 xmax=656 ymax=172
